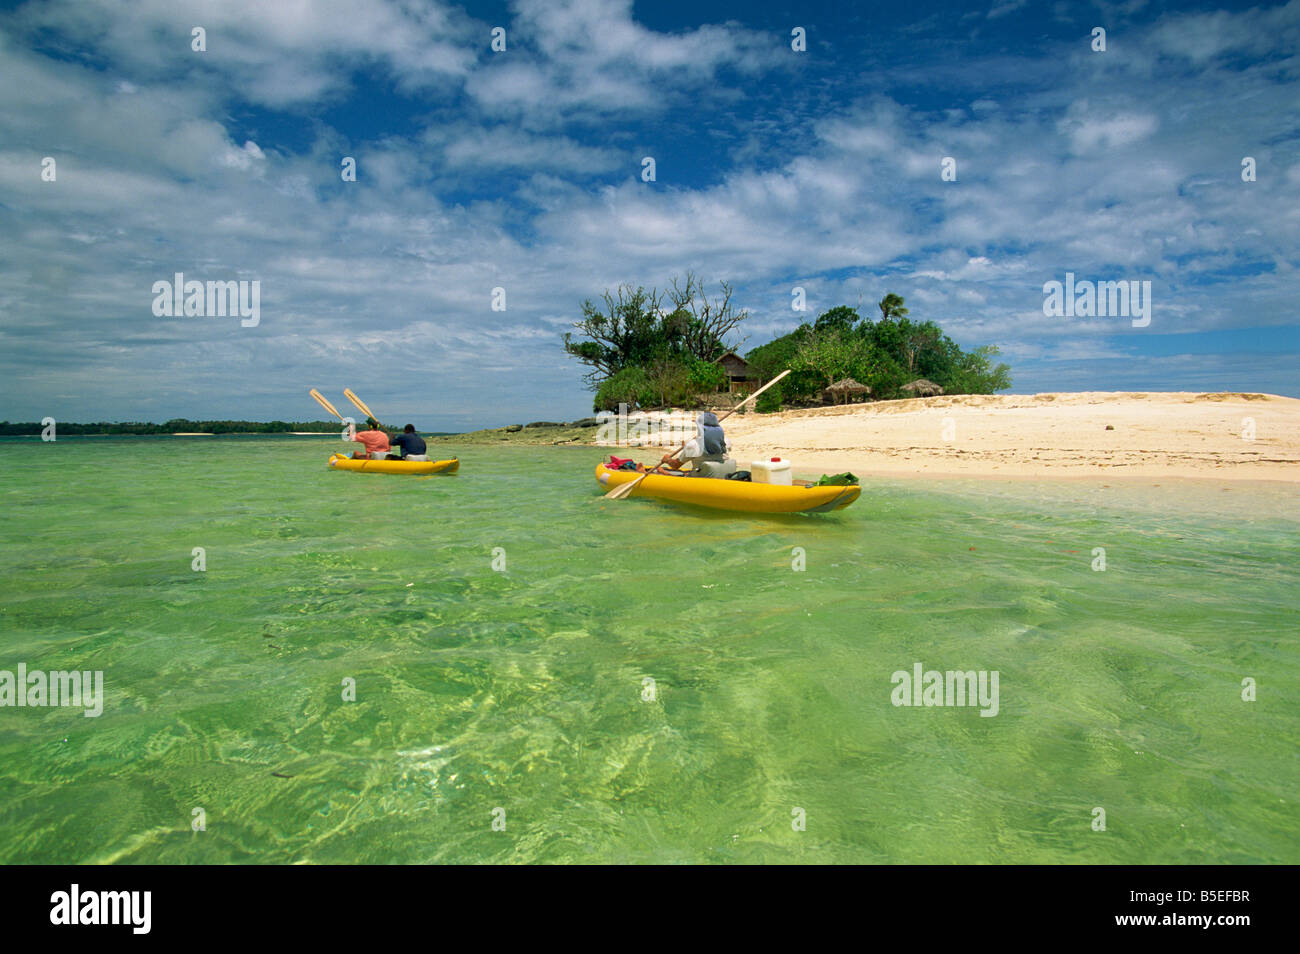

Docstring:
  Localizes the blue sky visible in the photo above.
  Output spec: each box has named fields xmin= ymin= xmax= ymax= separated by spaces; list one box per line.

xmin=1 ymin=0 xmax=1297 ymax=429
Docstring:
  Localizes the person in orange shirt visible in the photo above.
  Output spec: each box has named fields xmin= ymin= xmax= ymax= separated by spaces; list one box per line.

xmin=350 ymin=417 xmax=391 ymax=459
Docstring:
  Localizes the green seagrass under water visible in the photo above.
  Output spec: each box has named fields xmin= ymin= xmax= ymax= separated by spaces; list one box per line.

xmin=0 ymin=436 xmax=1296 ymax=863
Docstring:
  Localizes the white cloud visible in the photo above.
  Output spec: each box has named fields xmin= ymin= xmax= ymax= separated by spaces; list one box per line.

xmin=9 ymin=0 xmax=479 ymax=107
xmin=987 ymin=0 xmax=1028 ymax=20
xmin=465 ymin=0 xmax=782 ymax=121
xmin=911 ymin=257 xmax=1025 ymax=282
xmin=218 ymin=140 xmax=267 ymax=171
xmin=432 ymin=126 xmax=623 ymax=174
xmin=1059 ymin=110 xmax=1159 ymax=154
xmin=1149 ymin=1 xmax=1300 ymax=64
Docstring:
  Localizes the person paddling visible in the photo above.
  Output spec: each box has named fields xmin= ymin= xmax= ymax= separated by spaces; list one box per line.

xmin=387 ymin=424 xmax=430 ymax=462
xmin=350 ymin=417 xmax=391 ymax=459
xmin=660 ymin=411 xmax=733 ymax=476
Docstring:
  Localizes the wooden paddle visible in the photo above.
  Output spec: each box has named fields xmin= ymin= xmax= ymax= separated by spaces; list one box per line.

xmin=309 ymin=388 xmax=346 ymax=421
xmin=343 ymin=388 xmax=379 ymax=426
xmin=604 ymin=369 xmax=792 ymax=500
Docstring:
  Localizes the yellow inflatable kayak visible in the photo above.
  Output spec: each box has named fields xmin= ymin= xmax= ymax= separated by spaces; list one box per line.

xmin=595 ymin=464 xmax=859 ymax=514
xmin=328 ymin=454 xmax=459 ymax=475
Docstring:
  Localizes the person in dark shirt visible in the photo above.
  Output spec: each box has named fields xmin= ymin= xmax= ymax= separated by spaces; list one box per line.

xmin=387 ymin=424 xmax=429 ymax=461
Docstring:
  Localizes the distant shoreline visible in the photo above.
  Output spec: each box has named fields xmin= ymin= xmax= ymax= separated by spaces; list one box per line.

xmin=1 ymin=431 xmax=346 ymax=438
xmin=0 ymin=425 xmax=452 ymax=437
xmin=0 ymin=431 xmax=464 ymax=440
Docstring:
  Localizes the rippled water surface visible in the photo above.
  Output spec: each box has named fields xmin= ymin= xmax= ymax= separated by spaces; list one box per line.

xmin=0 ymin=436 xmax=1296 ymax=863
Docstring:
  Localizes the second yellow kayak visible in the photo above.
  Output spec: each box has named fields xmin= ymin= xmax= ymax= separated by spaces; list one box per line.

xmin=595 ymin=464 xmax=859 ymax=514
xmin=328 ymin=454 xmax=459 ymax=475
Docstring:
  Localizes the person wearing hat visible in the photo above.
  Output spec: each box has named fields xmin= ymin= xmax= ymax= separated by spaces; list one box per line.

xmin=350 ymin=417 xmax=391 ymax=459
xmin=659 ymin=411 xmax=733 ymax=476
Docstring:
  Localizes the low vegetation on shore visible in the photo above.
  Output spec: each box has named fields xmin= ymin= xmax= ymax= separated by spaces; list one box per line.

xmin=429 ymin=419 xmax=603 ymax=446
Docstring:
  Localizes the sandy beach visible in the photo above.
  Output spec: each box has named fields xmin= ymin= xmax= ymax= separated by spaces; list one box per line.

xmin=601 ymin=392 xmax=1300 ymax=483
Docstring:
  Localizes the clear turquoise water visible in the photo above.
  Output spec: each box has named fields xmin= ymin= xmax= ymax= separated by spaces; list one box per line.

xmin=0 ymin=436 xmax=1296 ymax=863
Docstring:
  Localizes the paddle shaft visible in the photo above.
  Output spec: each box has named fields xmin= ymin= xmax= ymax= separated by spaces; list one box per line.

xmin=605 ymin=369 xmax=792 ymax=499
xmin=344 ymin=389 xmax=379 ymax=428
xmin=653 ymin=368 xmax=791 ymax=470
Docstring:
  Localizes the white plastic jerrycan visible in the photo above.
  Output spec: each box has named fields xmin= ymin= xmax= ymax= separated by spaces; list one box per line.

xmin=750 ymin=456 xmax=792 ymax=485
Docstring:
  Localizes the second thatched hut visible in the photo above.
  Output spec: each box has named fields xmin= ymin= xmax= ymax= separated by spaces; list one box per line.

xmin=901 ymin=378 xmax=944 ymax=397
xmin=824 ymin=377 xmax=870 ymax=405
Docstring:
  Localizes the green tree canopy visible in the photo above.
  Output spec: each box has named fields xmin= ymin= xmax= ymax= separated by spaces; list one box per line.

xmin=563 ymin=273 xmax=749 ymax=408
xmin=812 ymin=305 xmax=861 ymax=334
xmin=745 ymin=293 xmax=1010 ymax=409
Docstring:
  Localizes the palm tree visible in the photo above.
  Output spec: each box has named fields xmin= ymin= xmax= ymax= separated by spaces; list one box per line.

xmin=877 ymin=293 xmax=909 ymax=322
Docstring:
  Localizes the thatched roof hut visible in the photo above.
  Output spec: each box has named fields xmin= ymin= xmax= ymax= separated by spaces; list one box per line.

xmin=825 ymin=377 xmax=870 ymax=405
xmin=901 ymin=378 xmax=944 ymax=397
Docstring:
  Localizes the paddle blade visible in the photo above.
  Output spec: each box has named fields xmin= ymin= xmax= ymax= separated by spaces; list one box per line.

xmin=309 ymin=388 xmax=344 ymax=420
xmin=343 ymin=388 xmax=376 ymax=421
xmin=605 ymin=473 xmax=646 ymax=499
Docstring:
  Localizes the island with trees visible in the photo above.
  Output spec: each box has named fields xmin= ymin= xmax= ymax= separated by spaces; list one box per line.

xmin=564 ymin=276 xmax=1011 ymax=412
